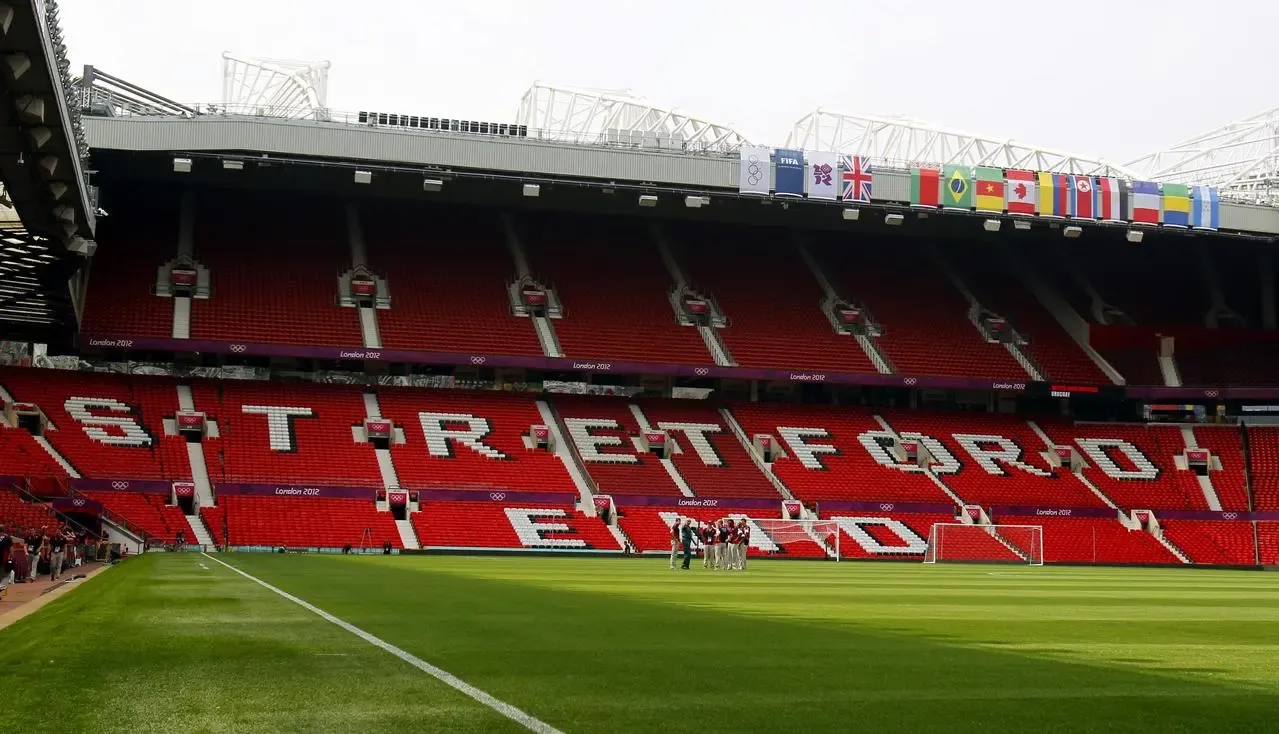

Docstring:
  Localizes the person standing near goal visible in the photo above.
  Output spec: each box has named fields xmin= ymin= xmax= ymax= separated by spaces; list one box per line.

xmin=701 ymin=522 xmax=714 ymax=569
xmin=737 ymin=519 xmax=750 ymax=571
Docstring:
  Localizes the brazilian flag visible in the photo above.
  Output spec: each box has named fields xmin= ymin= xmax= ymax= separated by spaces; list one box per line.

xmin=942 ymin=165 xmax=973 ymax=210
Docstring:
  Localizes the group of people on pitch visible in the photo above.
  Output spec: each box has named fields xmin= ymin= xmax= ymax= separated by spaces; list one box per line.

xmin=669 ymin=517 xmax=750 ymax=571
xmin=0 ymin=522 xmax=100 ymax=598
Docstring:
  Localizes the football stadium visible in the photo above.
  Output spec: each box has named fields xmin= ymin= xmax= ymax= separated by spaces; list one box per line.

xmin=2 ymin=2 xmax=1279 ymax=731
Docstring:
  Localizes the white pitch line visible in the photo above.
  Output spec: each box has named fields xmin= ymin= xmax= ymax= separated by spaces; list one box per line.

xmin=201 ymin=553 xmax=564 ymax=734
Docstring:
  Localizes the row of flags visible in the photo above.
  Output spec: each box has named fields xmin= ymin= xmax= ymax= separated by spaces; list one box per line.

xmin=735 ymin=146 xmax=1224 ymax=232
xmin=910 ymin=165 xmax=1221 ymax=231
xmin=738 ymin=145 xmax=874 ymax=202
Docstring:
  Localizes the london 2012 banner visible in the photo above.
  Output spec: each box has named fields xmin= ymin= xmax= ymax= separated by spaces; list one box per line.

xmin=738 ymin=145 xmax=772 ymax=196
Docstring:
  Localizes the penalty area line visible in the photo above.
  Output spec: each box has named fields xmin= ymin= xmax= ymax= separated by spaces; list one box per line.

xmin=201 ymin=553 xmax=564 ymax=734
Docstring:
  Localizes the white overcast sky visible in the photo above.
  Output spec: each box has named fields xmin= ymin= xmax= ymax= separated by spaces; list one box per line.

xmin=59 ymin=0 xmax=1275 ymax=162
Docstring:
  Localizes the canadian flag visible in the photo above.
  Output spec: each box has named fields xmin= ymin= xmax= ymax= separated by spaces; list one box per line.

xmin=1005 ymin=169 xmax=1036 ymax=215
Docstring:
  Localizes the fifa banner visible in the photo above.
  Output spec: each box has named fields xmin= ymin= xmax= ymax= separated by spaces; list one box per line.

xmin=806 ymin=151 xmax=838 ymax=200
xmin=738 ymin=145 xmax=771 ymax=196
xmin=774 ymin=148 xmax=805 ymax=198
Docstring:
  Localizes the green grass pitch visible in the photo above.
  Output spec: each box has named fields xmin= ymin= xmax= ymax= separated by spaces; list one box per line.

xmin=2 ymin=554 xmax=1278 ymax=733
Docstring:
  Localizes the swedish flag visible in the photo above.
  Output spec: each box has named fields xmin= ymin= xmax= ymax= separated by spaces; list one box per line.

xmin=942 ymin=166 xmax=973 ymax=210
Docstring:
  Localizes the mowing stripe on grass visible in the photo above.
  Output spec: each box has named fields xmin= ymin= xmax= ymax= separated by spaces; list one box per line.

xmin=201 ymin=553 xmax=565 ymax=734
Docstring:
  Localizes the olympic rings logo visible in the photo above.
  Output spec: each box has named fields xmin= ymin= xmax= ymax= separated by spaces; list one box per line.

xmin=471 ymin=356 xmax=487 ymax=365
xmin=110 ymin=481 xmax=130 ymax=489
xmin=1204 ymin=390 xmax=1220 ymax=398
xmin=1221 ymin=512 xmax=1238 ymax=520
xmin=879 ymin=503 xmax=895 ymax=511
xmin=902 ymin=378 xmax=918 ymax=386
xmin=489 ymin=492 xmax=506 ymax=501
xmin=694 ymin=367 xmax=710 ymax=376
xmin=745 ymin=154 xmax=765 ymax=186
xmin=229 ymin=344 xmax=247 ymax=353
xmin=72 ymin=498 xmax=86 ymax=506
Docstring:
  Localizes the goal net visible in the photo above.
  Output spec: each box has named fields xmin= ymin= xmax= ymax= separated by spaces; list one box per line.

xmin=923 ymin=523 xmax=1043 ymax=566
xmin=749 ymin=518 xmax=841 ymax=561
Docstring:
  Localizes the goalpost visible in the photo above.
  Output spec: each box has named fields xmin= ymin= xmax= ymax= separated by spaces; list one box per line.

xmin=748 ymin=518 xmax=841 ymax=561
xmin=923 ymin=523 xmax=1044 ymax=566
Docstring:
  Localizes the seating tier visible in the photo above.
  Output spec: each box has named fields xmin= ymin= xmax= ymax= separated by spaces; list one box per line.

xmin=79 ymin=188 xmax=178 ymax=339
xmin=883 ymin=412 xmax=1106 ymax=508
xmin=673 ymin=225 xmax=876 ymax=373
xmin=1038 ymin=421 xmax=1204 ymax=510
xmin=1162 ymin=520 xmax=1257 ymax=565
xmin=364 ymin=203 xmax=542 ymax=357
xmin=412 ymin=501 xmax=618 ymax=550
xmin=82 ymin=491 xmax=187 ymax=544
xmin=378 ymin=389 xmax=576 ymax=494
xmin=217 ymin=381 xmax=383 ymax=487
xmin=554 ymin=395 xmax=683 ymax=496
xmin=522 ymin=214 xmax=709 ymax=365
xmin=190 ymin=192 xmax=362 ymax=347
xmin=729 ymin=403 xmax=956 ymax=505
xmin=217 ymin=495 xmax=400 ymax=549
xmin=815 ymin=239 xmax=1026 ymax=379
xmin=636 ymin=399 xmax=780 ymax=499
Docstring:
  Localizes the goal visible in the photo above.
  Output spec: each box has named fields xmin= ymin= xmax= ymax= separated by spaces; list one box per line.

xmin=748 ymin=518 xmax=841 ymax=561
xmin=923 ymin=523 xmax=1043 ymax=566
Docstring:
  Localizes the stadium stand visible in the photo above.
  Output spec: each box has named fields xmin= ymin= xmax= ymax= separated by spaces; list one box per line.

xmin=813 ymin=239 xmax=1026 ymax=379
xmin=79 ymin=188 xmax=180 ymax=340
xmin=1259 ymin=522 xmax=1279 ymax=565
xmin=217 ymin=381 xmax=383 ymax=487
xmin=190 ymin=192 xmax=363 ymax=347
xmin=1036 ymin=420 xmax=1203 ymax=510
xmin=81 ymin=491 xmax=187 ymax=544
xmin=363 ymin=203 xmax=544 ymax=356
xmin=943 ymin=246 xmax=1107 ymax=383
xmin=0 ymin=368 xmax=171 ymax=480
xmin=1023 ymin=517 xmax=1181 ymax=565
xmin=1161 ymin=520 xmax=1257 ymax=566
xmin=378 ymin=388 xmax=577 ymax=494
xmin=728 ymin=403 xmax=956 ymax=505
xmin=636 ymin=398 xmax=781 ymax=499
xmin=671 ymin=224 xmax=876 ymax=373
xmin=1190 ymin=426 xmax=1251 ymax=511
xmin=0 ymin=424 xmax=67 ymax=479
xmin=554 ymin=395 xmax=684 ymax=496
xmin=882 ymin=411 xmax=1106 ymax=508
xmin=413 ymin=501 xmax=618 ymax=551
xmin=0 ymin=488 xmax=58 ymax=529
xmin=1245 ymin=426 xmax=1279 ymax=512
xmin=216 ymin=495 xmax=402 ymax=549
xmin=1073 ymin=242 xmax=1209 ymax=326
xmin=520 ymin=213 xmax=710 ymax=364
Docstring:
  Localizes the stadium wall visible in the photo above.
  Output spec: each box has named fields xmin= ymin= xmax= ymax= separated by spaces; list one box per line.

xmin=83 ymin=116 xmax=1279 ymax=235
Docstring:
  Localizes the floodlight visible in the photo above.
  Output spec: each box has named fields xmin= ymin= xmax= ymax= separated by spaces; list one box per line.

xmin=638 ymin=194 xmax=658 ymax=207
xmin=422 ymin=178 xmax=443 ymax=192
xmin=884 ymin=213 xmax=905 ymax=226
xmin=842 ymin=208 xmax=860 ymax=221
xmin=173 ymin=157 xmax=192 ymax=173
xmin=522 ymin=183 xmax=541 ymax=198
xmin=983 ymin=219 xmax=1001 ymax=232
xmin=1126 ymin=230 xmax=1144 ymax=244
xmin=1063 ymin=225 xmax=1083 ymax=238
xmin=354 ymin=170 xmax=372 ymax=185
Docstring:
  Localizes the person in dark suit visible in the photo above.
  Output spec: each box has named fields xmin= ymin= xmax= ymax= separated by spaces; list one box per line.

xmin=680 ymin=519 xmax=695 ymax=569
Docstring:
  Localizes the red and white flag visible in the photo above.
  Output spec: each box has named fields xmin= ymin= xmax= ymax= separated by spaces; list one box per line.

xmin=1096 ymin=177 xmax=1122 ymax=221
xmin=1005 ymin=169 xmax=1036 ymax=215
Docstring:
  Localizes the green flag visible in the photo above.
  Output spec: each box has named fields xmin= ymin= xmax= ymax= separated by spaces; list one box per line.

xmin=942 ymin=165 xmax=973 ymax=210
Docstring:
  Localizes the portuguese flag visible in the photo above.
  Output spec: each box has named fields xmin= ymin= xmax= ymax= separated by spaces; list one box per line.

xmin=974 ymin=167 xmax=1005 ymax=213
xmin=911 ymin=167 xmax=941 ymax=208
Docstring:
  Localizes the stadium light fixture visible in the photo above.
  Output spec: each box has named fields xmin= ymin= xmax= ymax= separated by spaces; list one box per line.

xmin=638 ymin=194 xmax=658 ymax=207
xmin=422 ymin=178 xmax=443 ymax=192
xmin=884 ymin=213 xmax=905 ymax=226
xmin=523 ymin=183 xmax=541 ymax=198
xmin=684 ymin=195 xmax=709 ymax=209
xmin=1126 ymin=229 xmax=1144 ymax=244
xmin=841 ymin=208 xmax=860 ymax=221
xmin=354 ymin=170 xmax=372 ymax=185
xmin=222 ymin=160 xmax=244 ymax=171
xmin=1013 ymin=219 xmax=1032 ymax=231
xmin=1063 ymin=225 xmax=1083 ymax=239
xmin=172 ymin=157 xmax=192 ymax=173
xmin=983 ymin=219 xmax=1001 ymax=232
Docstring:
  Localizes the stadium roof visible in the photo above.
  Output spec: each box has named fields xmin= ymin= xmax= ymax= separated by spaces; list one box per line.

xmin=515 ymin=82 xmax=753 ymax=151
xmin=1125 ymin=107 xmax=1279 ymax=206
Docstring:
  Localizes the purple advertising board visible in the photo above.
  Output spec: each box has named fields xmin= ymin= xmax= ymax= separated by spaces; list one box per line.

xmin=216 ymin=484 xmax=377 ymax=499
xmin=0 ymin=475 xmax=23 ymax=488
xmin=816 ymin=500 xmax=957 ymax=514
xmin=52 ymin=496 xmax=104 ymax=514
xmin=416 ymin=489 xmax=579 ymax=505
xmin=213 ymin=484 xmax=580 ymax=505
xmin=70 ymin=478 xmax=171 ymax=494
xmin=608 ymin=495 xmax=780 ymax=509
xmin=990 ymin=506 xmax=1117 ymax=519
xmin=78 ymin=335 xmax=1035 ymax=393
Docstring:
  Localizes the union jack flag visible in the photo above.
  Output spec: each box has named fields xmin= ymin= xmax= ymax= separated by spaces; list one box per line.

xmin=840 ymin=155 xmax=872 ymax=202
